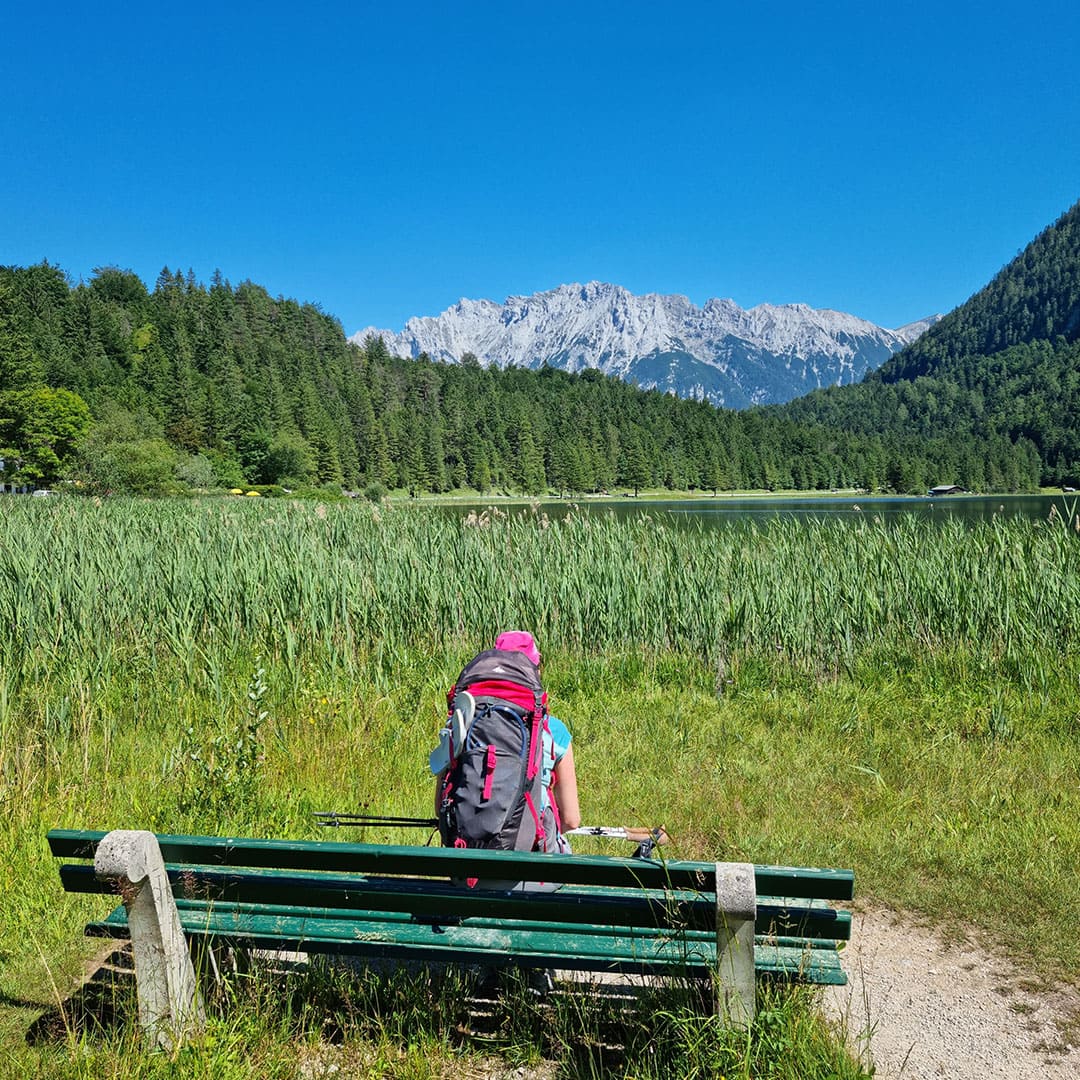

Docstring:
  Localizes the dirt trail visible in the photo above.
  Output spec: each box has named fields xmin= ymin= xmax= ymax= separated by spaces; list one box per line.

xmin=824 ymin=907 xmax=1080 ymax=1079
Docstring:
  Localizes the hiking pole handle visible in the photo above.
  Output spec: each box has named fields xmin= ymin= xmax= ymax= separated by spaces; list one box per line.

xmin=621 ymin=826 xmax=669 ymax=847
xmin=566 ymin=825 xmax=670 ymax=856
xmin=567 ymin=825 xmax=669 ymax=844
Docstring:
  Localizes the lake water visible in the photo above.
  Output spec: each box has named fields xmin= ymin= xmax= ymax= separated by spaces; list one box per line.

xmin=444 ymin=493 xmax=1075 ymax=527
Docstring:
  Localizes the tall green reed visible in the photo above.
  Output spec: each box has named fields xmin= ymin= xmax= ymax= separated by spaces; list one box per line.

xmin=2 ymin=498 xmax=1078 ymax=695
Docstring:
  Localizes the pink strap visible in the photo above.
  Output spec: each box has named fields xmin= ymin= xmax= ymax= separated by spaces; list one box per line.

xmin=482 ymin=744 xmax=496 ymax=799
xmin=453 ymin=836 xmax=477 ymax=886
xmin=524 ymin=791 xmax=545 ymax=850
xmin=526 ymin=713 xmax=542 ymax=779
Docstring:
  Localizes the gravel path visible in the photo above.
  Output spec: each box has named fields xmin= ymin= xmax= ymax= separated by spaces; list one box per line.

xmin=824 ymin=907 xmax=1080 ymax=1079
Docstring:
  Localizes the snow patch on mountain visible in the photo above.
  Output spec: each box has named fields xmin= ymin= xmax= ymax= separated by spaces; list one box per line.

xmin=351 ymin=282 xmax=939 ymax=407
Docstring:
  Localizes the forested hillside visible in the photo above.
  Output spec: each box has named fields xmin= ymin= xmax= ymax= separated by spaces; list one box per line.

xmin=0 ymin=260 xmax=1047 ymax=495
xmin=778 ymin=200 xmax=1080 ymax=486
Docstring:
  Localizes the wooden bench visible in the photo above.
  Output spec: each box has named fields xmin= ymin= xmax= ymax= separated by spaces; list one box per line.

xmin=48 ymin=828 xmax=854 ymax=1046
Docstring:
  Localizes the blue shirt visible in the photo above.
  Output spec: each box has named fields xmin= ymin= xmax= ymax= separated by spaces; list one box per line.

xmin=540 ymin=714 xmax=572 ymax=812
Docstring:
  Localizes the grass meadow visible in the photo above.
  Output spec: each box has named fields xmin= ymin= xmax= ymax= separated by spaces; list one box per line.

xmin=2 ymin=496 xmax=1079 ymax=1077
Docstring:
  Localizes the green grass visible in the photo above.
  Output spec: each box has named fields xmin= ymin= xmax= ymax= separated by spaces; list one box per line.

xmin=3 ymin=496 xmax=1079 ymax=1075
xmin=15 ymin=959 xmax=867 ymax=1079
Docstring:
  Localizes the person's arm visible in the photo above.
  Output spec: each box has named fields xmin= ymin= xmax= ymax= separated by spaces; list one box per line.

xmin=551 ymin=743 xmax=581 ymax=831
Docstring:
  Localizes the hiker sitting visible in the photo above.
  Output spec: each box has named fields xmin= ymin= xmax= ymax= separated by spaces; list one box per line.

xmin=431 ymin=630 xmax=580 ymax=853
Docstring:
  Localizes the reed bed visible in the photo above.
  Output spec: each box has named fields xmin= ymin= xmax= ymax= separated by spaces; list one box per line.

xmin=2 ymin=496 xmax=1078 ymax=692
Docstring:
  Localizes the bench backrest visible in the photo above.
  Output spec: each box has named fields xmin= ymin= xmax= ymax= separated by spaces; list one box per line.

xmin=47 ymin=829 xmax=855 ymax=899
xmin=48 ymin=828 xmax=853 ymax=943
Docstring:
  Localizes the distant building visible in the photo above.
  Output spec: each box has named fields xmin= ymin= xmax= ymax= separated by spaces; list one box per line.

xmin=927 ymin=485 xmax=964 ymax=496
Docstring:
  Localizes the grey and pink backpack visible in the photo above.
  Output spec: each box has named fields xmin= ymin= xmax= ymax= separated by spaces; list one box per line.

xmin=436 ymin=648 xmax=554 ymax=853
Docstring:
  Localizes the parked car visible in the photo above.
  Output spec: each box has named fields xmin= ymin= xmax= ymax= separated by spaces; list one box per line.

xmin=31 ymin=488 xmax=58 ymax=497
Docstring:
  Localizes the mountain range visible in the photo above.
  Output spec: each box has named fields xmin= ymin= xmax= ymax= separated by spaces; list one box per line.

xmin=353 ymin=282 xmax=940 ymax=407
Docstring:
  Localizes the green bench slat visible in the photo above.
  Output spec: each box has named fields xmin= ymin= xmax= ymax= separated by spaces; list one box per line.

xmin=47 ymin=829 xmax=854 ymax=901
xmin=755 ymin=946 xmax=846 ymax=985
xmin=58 ymin=863 xmax=850 ymax=941
xmin=86 ymin=904 xmax=716 ymax=975
xmin=90 ymin=894 xmax=845 ymax=953
xmin=185 ymin=899 xmax=718 ymax=945
xmin=175 ymin=897 xmax=843 ymax=954
xmin=84 ymin=902 xmax=845 ymax=983
xmin=189 ymin=898 xmax=844 ymax=953
xmin=59 ymin=863 xmax=713 ymax=931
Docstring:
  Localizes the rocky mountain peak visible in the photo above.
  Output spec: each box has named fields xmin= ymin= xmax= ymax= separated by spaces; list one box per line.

xmin=352 ymin=283 xmax=939 ymax=408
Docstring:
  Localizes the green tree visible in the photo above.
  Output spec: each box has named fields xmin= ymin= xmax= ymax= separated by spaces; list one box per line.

xmin=175 ymin=453 xmax=219 ymax=489
xmin=0 ymin=386 xmax=92 ymax=484
xmin=261 ymin=432 xmax=317 ymax=486
xmin=0 ymin=283 xmax=44 ymax=390
xmin=93 ymin=438 xmax=178 ymax=494
xmin=72 ymin=402 xmax=175 ymax=494
xmin=622 ymin=434 xmax=650 ymax=496
xmin=513 ymin=418 xmax=547 ymax=494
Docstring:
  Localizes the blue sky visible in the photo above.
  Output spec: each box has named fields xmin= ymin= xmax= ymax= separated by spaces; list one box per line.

xmin=2 ymin=2 xmax=1078 ymax=336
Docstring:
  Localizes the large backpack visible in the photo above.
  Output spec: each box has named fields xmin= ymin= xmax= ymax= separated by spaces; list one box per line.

xmin=437 ymin=648 xmax=551 ymax=852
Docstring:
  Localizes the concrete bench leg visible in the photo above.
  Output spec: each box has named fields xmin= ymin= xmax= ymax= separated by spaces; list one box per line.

xmin=715 ymin=861 xmax=756 ymax=1028
xmin=94 ymin=830 xmax=206 ymax=1049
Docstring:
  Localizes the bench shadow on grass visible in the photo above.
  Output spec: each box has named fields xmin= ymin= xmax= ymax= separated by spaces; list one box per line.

xmin=275 ymin=955 xmax=718 ymax=1076
xmin=25 ymin=945 xmax=136 ymax=1045
xmin=23 ymin=947 xmax=732 ymax=1076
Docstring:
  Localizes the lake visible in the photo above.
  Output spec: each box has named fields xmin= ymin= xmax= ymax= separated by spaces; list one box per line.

xmin=442 ymin=492 xmax=1075 ymax=527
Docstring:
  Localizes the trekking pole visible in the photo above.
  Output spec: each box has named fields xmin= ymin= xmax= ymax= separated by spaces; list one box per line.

xmin=565 ymin=825 xmax=670 ymax=859
xmin=314 ymin=812 xmax=439 ymax=829
xmin=314 ymin=814 xmax=669 ymax=858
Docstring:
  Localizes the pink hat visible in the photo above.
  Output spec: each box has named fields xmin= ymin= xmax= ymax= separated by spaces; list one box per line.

xmin=495 ymin=630 xmax=541 ymax=666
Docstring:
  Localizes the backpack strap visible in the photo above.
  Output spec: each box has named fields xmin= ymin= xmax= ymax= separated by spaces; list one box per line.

xmin=524 ymin=689 xmax=548 ymax=848
xmin=523 ymin=789 xmax=543 ymax=850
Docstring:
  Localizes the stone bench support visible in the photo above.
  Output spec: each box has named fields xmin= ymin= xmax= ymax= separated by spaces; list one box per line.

xmin=94 ymin=829 xmax=206 ymax=1049
xmin=715 ymin=861 xmax=757 ymax=1027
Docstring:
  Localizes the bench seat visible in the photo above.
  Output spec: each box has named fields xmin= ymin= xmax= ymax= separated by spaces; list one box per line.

xmin=80 ymin=896 xmax=848 ymax=984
